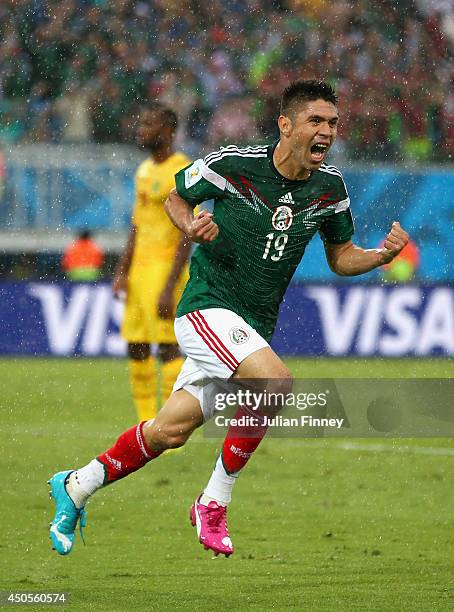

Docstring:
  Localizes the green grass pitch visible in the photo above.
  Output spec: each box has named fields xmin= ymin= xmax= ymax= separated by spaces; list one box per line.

xmin=1 ymin=358 xmax=453 ymax=611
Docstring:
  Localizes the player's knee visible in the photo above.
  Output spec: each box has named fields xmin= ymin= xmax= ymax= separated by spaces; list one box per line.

xmin=157 ymin=343 xmax=180 ymax=362
xmin=267 ymin=367 xmax=293 ymax=395
xmin=128 ymin=343 xmax=150 ymax=360
xmin=261 ymin=369 xmax=293 ymax=416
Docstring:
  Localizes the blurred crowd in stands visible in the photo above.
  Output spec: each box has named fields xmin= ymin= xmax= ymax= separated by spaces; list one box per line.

xmin=0 ymin=0 xmax=452 ymax=162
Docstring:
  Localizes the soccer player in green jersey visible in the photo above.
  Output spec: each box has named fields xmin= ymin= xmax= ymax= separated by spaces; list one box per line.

xmin=48 ymin=80 xmax=409 ymax=558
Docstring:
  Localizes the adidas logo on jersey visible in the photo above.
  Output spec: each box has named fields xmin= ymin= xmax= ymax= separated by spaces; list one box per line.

xmin=279 ymin=192 xmax=295 ymax=205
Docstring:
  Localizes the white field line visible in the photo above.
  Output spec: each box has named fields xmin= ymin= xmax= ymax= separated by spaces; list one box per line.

xmin=5 ymin=428 xmax=454 ymax=457
xmin=196 ymin=436 xmax=454 ymax=457
xmin=291 ymin=440 xmax=454 ymax=457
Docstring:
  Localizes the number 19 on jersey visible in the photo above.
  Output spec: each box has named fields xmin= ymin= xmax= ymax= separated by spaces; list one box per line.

xmin=262 ymin=233 xmax=289 ymax=261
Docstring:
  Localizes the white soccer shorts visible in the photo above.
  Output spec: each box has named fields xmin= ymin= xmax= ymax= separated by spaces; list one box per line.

xmin=173 ymin=308 xmax=269 ymax=420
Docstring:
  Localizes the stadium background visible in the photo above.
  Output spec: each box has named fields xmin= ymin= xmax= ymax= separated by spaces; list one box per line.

xmin=0 ymin=0 xmax=452 ymax=357
xmin=0 ymin=1 xmax=453 ymax=610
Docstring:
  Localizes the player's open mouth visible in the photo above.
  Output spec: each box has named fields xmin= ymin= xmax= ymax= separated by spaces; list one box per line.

xmin=310 ymin=143 xmax=328 ymax=163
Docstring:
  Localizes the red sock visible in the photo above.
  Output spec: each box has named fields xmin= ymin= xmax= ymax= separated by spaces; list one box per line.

xmin=97 ymin=421 xmax=161 ymax=483
xmin=221 ymin=406 xmax=268 ymax=475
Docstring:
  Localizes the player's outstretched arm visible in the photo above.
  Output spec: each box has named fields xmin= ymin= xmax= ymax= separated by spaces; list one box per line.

xmin=165 ymin=188 xmax=219 ymax=243
xmin=324 ymin=221 xmax=410 ymax=276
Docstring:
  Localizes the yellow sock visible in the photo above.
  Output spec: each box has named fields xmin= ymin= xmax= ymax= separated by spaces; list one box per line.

xmin=160 ymin=356 xmax=184 ymax=409
xmin=128 ymin=357 xmax=157 ymax=421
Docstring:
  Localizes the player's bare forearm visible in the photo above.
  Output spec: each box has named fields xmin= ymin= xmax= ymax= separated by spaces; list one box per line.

xmin=325 ymin=243 xmax=390 ymax=276
xmin=325 ymin=222 xmax=410 ymax=276
xmin=165 ymin=189 xmax=219 ymax=243
xmin=165 ymin=189 xmax=195 ymax=235
xmin=112 ymin=225 xmax=136 ymax=294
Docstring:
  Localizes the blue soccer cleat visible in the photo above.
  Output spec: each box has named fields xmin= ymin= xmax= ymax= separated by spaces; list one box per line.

xmin=48 ymin=470 xmax=86 ymax=555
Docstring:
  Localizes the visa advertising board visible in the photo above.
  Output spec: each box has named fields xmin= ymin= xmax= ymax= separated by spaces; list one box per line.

xmin=1 ymin=282 xmax=452 ymax=358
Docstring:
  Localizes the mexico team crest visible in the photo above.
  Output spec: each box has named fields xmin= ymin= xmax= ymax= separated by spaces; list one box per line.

xmin=229 ymin=326 xmax=250 ymax=345
xmin=272 ymin=205 xmax=293 ymax=230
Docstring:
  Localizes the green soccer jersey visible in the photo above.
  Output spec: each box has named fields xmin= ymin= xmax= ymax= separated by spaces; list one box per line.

xmin=175 ymin=143 xmax=354 ymax=341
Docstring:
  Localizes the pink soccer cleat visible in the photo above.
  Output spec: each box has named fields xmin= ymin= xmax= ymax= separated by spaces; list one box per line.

xmin=190 ymin=496 xmax=234 ymax=557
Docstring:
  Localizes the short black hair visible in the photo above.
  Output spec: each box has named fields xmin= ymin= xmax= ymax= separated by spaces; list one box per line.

xmin=280 ymin=80 xmax=338 ymax=117
xmin=144 ymin=102 xmax=178 ymax=132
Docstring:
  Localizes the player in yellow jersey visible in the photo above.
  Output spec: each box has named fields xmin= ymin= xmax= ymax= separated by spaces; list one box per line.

xmin=113 ymin=103 xmax=191 ymax=421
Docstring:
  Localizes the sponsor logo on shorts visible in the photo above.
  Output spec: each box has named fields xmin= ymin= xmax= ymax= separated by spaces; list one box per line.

xmin=272 ymin=205 xmax=293 ymax=230
xmin=229 ymin=326 xmax=250 ymax=345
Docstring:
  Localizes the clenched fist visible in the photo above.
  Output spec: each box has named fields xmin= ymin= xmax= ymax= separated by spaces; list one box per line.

xmin=187 ymin=210 xmax=219 ymax=243
xmin=381 ymin=221 xmax=409 ymax=264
